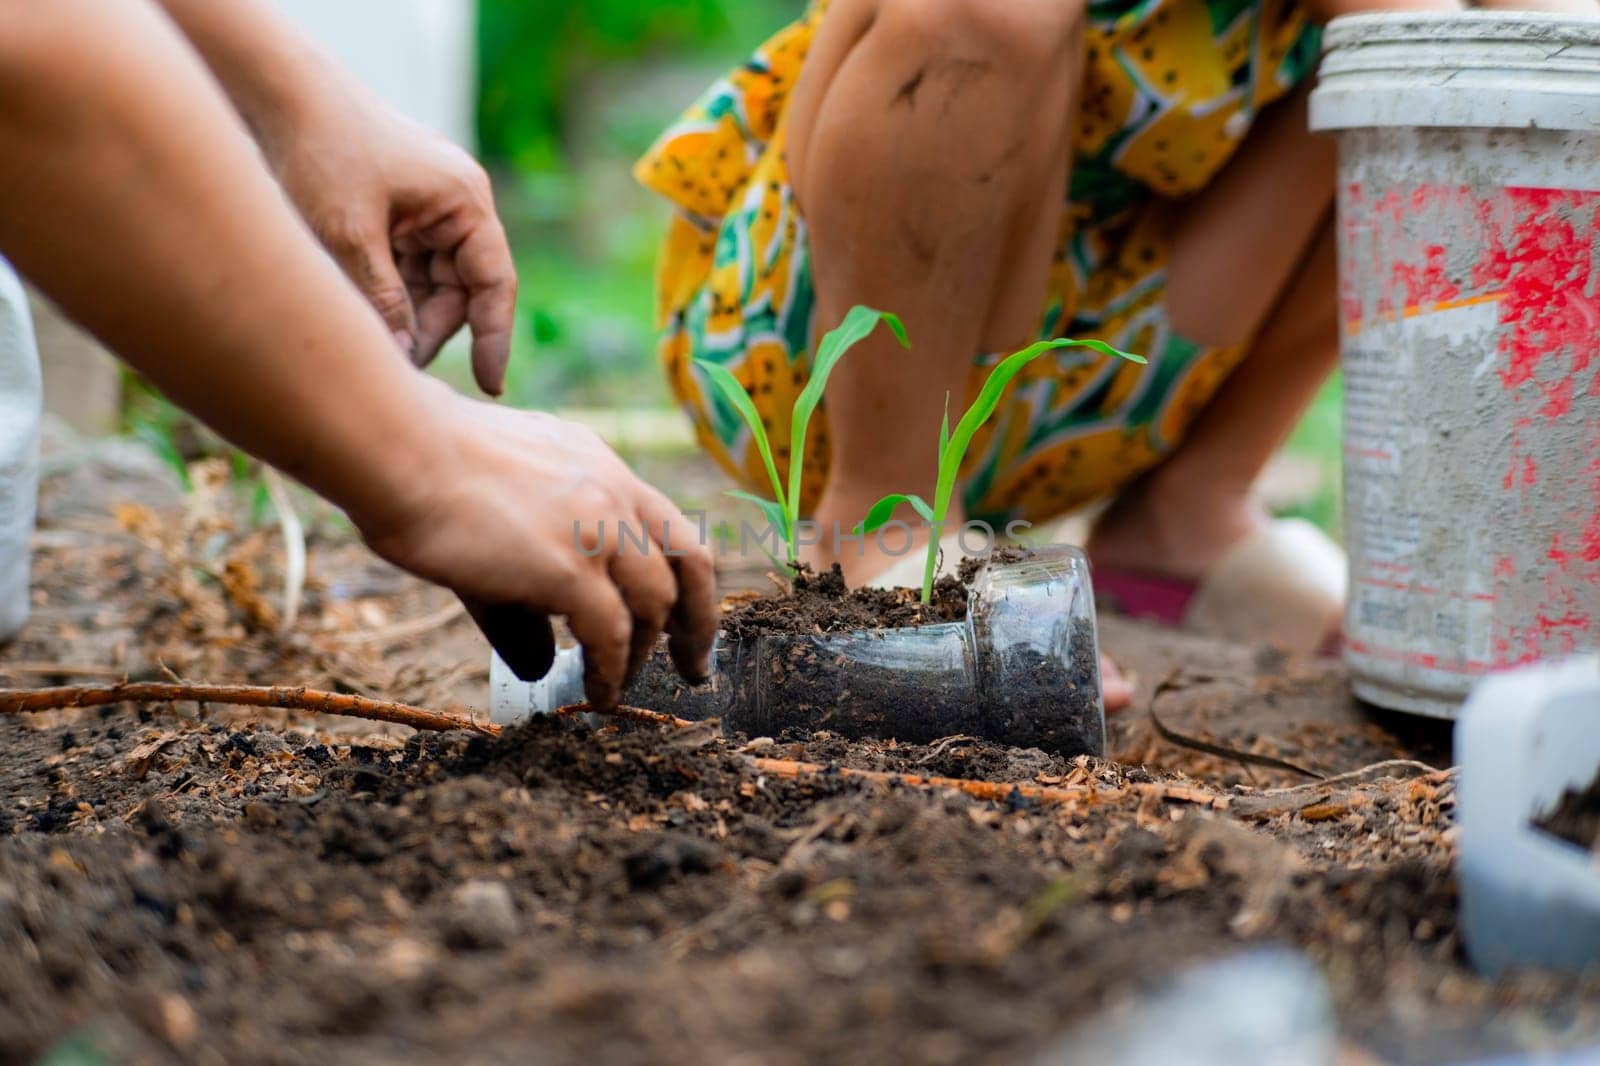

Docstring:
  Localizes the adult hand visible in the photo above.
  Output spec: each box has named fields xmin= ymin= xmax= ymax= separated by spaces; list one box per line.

xmin=262 ymin=88 xmax=517 ymax=396
xmin=355 ymin=381 xmax=719 ymax=709
xmin=147 ymin=0 xmax=517 ymax=393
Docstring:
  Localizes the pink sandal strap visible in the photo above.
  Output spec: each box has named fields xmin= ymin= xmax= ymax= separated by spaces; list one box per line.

xmin=1092 ymin=567 xmax=1199 ymax=629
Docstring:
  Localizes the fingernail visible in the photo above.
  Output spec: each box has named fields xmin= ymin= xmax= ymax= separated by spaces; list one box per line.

xmin=393 ymin=330 xmax=415 ymax=357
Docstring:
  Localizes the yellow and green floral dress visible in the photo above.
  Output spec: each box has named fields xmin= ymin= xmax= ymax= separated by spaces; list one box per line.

xmin=636 ymin=0 xmax=1321 ymax=526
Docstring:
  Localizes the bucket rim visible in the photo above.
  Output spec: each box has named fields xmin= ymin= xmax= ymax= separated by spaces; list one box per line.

xmin=1323 ymin=10 xmax=1600 ymax=51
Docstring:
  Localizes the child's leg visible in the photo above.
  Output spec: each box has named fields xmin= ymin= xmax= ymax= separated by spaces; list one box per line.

xmin=1086 ymin=87 xmax=1338 ymax=582
xmin=786 ymin=0 xmax=1086 ymax=581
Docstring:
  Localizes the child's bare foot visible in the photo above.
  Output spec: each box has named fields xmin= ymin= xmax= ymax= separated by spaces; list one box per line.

xmin=1084 ymin=468 xmax=1345 ymax=654
xmin=1102 ymin=661 xmax=1135 ymax=713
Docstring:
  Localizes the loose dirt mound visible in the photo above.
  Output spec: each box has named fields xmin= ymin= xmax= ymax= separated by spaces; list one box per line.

xmin=719 ymin=563 xmax=967 ymax=640
xmin=2 ymin=702 xmax=1595 ymax=1066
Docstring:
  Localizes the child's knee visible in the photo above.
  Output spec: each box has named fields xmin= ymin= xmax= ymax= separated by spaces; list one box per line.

xmin=875 ymin=0 xmax=1085 ymax=81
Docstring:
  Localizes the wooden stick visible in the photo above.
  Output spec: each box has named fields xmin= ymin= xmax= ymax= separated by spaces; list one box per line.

xmin=1150 ymin=707 xmax=1324 ymax=780
xmin=0 ymin=683 xmax=498 ymax=736
xmin=749 ymin=756 xmax=1096 ymax=806
xmin=748 ymin=756 xmax=1225 ymax=809
xmin=552 ymin=702 xmax=697 ymax=729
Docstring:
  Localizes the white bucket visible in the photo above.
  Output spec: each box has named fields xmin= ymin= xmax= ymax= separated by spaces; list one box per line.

xmin=0 ymin=259 xmax=41 ymax=643
xmin=1310 ymin=13 xmax=1600 ymax=717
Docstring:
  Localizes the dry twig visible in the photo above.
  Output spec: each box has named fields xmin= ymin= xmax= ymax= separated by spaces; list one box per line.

xmin=0 ymin=682 xmax=496 ymax=735
xmin=1257 ymin=760 xmax=1447 ymax=795
xmin=1149 ymin=673 xmax=1325 ymax=780
xmin=749 ymin=756 xmax=1095 ymax=806
xmin=552 ymin=703 xmax=697 ymax=729
xmin=322 ymin=600 xmax=468 ymax=646
xmin=748 ymin=756 xmax=1226 ymax=810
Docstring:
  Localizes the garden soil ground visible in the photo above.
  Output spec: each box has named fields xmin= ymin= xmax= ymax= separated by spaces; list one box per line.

xmin=2 ymin=434 xmax=1599 ymax=1065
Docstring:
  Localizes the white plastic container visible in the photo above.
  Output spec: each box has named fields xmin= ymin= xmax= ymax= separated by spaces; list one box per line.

xmin=0 ymin=259 xmax=41 ymax=644
xmin=1310 ymin=14 xmax=1600 ymax=716
xmin=1457 ymin=656 xmax=1600 ymax=976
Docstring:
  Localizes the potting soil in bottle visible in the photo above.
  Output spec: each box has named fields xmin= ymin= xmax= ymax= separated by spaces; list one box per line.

xmin=491 ymin=546 xmax=1107 ymax=759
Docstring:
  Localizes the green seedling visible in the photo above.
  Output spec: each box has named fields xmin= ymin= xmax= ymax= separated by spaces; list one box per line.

xmin=696 ymin=305 xmax=909 ymax=566
xmin=857 ymin=337 xmax=1146 ymax=604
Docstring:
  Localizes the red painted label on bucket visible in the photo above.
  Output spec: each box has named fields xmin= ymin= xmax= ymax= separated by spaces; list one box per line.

xmin=1339 ymin=182 xmax=1600 ymax=681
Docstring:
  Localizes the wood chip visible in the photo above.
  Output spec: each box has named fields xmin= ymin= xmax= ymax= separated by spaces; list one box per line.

xmin=1299 ymin=803 xmax=1348 ymax=823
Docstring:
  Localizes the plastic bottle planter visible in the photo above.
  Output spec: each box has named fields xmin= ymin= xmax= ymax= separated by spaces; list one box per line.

xmin=491 ymin=545 xmax=1107 ymax=759
xmin=1457 ymin=656 xmax=1600 ymax=977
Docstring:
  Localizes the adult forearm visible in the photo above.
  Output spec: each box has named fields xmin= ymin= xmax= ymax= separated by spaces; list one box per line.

xmin=149 ymin=0 xmax=355 ymax=159
xmin=0 ymin=0 xmax=429 ymax=531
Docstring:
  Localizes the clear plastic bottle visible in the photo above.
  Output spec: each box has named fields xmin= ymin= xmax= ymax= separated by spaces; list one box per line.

xmin=491 ymin=545 xmax=1107 ymax=758
xmin=0 ymin=260 xmax=41 ymax=644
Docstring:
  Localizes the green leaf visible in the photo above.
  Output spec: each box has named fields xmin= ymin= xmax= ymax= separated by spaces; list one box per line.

xmin=937 ymin=393 xmax=951 ymax=459
xmin=725 ymin=489 xmax=790 ymax=547
xmin=696 ymin=359 xmax=787 ymax=524
xmin=853 ymin=493 xmax=934 ymax=535
xmin=787 ymin=305 xmax=909 ymax=528
xmin=1065 ymin=337 xmax=1147 ymax=365
xmin=938 ymin=338 xmax=1143 ymax=508
xmin=130 ymin=414 xmax=193 ymax=493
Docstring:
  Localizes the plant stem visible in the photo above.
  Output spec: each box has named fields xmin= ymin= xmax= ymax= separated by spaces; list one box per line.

xmin=920 ymin=520 xmax=940 ymax=605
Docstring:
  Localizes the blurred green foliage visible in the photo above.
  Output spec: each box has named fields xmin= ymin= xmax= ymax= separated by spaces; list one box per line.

xmin=478 ymin=0 xmax=794 ymax=170
xmin=450 ymin=0 xmax=796 ymax=409
xmin=1281 ymin=373 xmax=1344 ymax=537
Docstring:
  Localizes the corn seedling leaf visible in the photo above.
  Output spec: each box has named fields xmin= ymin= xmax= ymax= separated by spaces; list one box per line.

xmin=130 ymin=414 xmax=193 ymax=493
xmin=787 ymin=306 xmax=908 ymax=531
xmin=915 ymin=337 xmax=1141 ymax=603
xmin=697 ymin=359 xmax=788 ymax=530
xmin=939 ymin=338 xmax=1142 ymax=511
xmin=854 ymin=493 xmax=934 ymax=536
xmin=725 ymin=489 xmax=790 ymax=548
xmin=938 ymin=394 xmax=951 ymax=459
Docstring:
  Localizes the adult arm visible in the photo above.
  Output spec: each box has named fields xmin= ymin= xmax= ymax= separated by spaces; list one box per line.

xmin=0 ymin=0 xmax=715 ymax=704
xmin=152 ymin=0 xmax=517 ymax=394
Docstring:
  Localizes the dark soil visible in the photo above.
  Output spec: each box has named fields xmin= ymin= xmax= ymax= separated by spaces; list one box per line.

xmin=718 ymin=563 xmax=967 ymax=641
xmin=5 ymin=441 xmax=1600 ymax=1065
xmin=5 ymin=701 xmax=1596 ymax=1066
xmin=1536 ymin=769 xmax=1600 ymax=853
